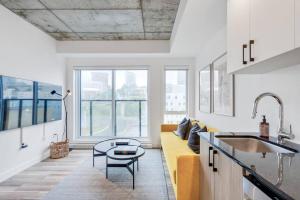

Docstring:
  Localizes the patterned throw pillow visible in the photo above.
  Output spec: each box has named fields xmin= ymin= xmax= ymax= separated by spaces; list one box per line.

xmin=188 ymin=124 xmax=208 ymax=154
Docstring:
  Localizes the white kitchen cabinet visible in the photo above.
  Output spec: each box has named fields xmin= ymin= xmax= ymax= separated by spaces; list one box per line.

xmin=227 ymin=0 xmax=250 ymax=73
xmin=250 ymin=0 xmax=294 ymax=64
xmin=214 ymin=149 xmax=232 ymax=200
xmin=230 ymin=162 xmax=244 ymax=200
xmin=296 ymin=0 xmax=300 ymax=48
xmin=200 ymin=139 xmax=214 ymax=200
xmin=200 ymin=139 xmax=244 ymax=200
xmin=227 ymin=0 xmax=296 ymax=74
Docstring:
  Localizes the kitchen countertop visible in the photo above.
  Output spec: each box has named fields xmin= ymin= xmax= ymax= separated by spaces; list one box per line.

xmin=199 ymin=132 xmax=300 ymax=200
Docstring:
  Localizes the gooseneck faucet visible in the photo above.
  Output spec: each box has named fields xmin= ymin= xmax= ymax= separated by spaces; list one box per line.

xmin=252 ymin=92 xmax=294 ymax=140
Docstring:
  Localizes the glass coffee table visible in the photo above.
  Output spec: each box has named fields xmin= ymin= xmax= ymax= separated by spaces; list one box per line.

xmin=93 ymin=138 xmax=144 ymax=189
xmin=93 ymin=138 xmax=141 ymax=166
xmin=106 ymin=146 xmax=145 ymax=189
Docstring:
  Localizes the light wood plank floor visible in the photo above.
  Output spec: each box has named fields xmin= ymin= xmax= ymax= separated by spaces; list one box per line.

xmin=0 ymin=150 xmax=89 ymax=200
xmin=0 ymin=150 xmax=175 ymax=200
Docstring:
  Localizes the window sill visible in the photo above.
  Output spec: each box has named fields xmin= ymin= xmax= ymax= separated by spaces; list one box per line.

xmin=69 ymin=137 xmax=152 ymax=149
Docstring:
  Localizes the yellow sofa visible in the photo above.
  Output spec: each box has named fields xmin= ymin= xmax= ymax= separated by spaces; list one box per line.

xmin=160 ymin=124 xmax=218 ymax=200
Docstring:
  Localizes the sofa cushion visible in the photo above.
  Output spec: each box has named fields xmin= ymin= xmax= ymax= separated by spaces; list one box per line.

xmin=176 ymin=118 xmax=191 ymax=139
xmin=187 ymin=125 xmax=207 ymax=153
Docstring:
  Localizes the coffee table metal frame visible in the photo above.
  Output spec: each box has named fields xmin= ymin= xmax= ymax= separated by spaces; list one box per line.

xmin=92 ymin=138 xmax=143 ymax=189
xmin=106 ymin=146 xmax=145 ymax=189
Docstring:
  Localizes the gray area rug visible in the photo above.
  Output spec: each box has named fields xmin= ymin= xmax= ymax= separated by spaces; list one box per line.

xmin=43 ymin=149 xmax=175 ymax=200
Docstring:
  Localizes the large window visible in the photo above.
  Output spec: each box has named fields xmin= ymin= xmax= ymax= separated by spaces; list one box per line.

xmin=77 ymin=69 xmax=148 ymax=138
xmin=80 ymin=70 xmax=113 ymax=137
xmin=164 ymin=69 xmax=188 ymax=123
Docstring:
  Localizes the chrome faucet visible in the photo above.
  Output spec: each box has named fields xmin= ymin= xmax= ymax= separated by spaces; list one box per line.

xmin=252 ymin=92 xmax=294 ymax=140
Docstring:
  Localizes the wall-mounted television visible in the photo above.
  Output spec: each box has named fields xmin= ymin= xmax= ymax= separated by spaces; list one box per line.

xmin=37 ymin=82 xmax=62 ymax=123
xmin=0 ymin=75 xmax=62 ymax=131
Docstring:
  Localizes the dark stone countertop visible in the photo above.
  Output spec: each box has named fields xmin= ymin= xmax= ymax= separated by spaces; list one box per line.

xmin=198 ymin=132 xmax=300 ymax=200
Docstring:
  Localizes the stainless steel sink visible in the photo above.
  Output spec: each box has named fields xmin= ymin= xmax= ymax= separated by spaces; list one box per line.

xmin=216 ymin=137 xmax=296 ymax=153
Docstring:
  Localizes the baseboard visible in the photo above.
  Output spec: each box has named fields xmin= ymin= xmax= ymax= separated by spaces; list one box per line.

xmin=70 ymin=138 xmax=153 ymax=149
xmin=0 ymin=152 xmax=50 ymax=183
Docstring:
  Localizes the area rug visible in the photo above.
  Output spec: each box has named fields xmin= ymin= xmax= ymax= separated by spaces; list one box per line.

xmin=43 ymin=149 xmax=175 ymax=200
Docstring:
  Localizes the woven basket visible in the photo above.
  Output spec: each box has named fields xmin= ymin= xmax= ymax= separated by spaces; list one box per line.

xmin=50 ymin=140 xmax=69 ymax=159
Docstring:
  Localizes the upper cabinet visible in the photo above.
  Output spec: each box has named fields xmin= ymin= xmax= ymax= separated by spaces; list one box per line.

xmin=227 ymin=0 xmax=250 ymax=73
xmin=296 ymin=0 xmax=300 ymax=48
xmin=227 ymin=0 xmax=299 ymax=74
xmin=250 ymin=0 xmax=294 ymax=64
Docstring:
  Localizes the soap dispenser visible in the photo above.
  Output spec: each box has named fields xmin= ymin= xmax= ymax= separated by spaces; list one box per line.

xmin=260 ymin=115 xmax=269 ymax=138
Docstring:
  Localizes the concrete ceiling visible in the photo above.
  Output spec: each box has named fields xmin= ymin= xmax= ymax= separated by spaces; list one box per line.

xmin=0 ymin=0 xmax=180 ymax=41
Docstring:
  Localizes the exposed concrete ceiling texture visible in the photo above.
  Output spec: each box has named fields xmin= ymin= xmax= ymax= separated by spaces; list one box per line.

xmin=0 ymin=0 xmax=180 ymax=41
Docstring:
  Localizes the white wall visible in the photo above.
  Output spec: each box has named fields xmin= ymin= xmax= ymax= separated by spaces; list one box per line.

xmin=170 ymin=0 xmax=227 ymax=57
xmin=195 ymin=27 xmax=300 ymax=143
xmin=0 ymin=5 xmax=66 ymax=181
xmin=66 ymin=57 xmax=195 ymax=148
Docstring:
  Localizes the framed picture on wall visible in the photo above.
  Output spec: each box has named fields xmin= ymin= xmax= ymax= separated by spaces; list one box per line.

xmin=212 ymin=53 xmax=235 ymax=116
xmin=199 ymin=64 xmax=212 ymax=113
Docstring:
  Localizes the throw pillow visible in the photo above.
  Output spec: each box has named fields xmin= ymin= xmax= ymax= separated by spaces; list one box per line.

xmin=176 ymin=117 xmax=191 ymax=140
xmin=188 ymin=124 xmax=208 ymax=153
xmin=173 ymin=117 xmax=187 ymax=136
xmin=185 ymin=120 xmax=194 ymax=140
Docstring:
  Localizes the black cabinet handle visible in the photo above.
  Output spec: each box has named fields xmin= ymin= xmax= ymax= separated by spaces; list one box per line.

xmin=249 ymin=40 xmax=255 ymax=62
xmin=213 ymin=150 xmax=218 ymax=172
xmin=242 ymin=44 xmax=247 ymax=65
xmin=208 ymin=146 xmax=213 ymax=167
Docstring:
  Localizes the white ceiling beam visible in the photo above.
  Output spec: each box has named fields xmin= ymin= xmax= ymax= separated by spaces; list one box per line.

xmin=56 ymin=40 xmax=170 ymax=55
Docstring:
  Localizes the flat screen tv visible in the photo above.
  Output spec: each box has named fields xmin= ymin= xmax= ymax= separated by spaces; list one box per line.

xmin=37 ymin=82 xmax=62 ymax=123
xmin=0 ymin=75 xmax=62 ymax=131
xmin=1 ymin=76 xmax=34 ymax=130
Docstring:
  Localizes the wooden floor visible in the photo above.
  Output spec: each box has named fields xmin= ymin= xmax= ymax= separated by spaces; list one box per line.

xmin=0 ymin=150 xmax=174 ymax=200
xmin=0 ymin=150 xmax=89 ymax=200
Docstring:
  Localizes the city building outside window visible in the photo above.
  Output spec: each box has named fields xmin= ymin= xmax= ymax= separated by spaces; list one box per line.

xmin=164 ymin=69 xmax=188 ymax=123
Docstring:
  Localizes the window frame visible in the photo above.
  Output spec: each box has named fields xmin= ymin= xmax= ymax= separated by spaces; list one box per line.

xmin=74 ymin=67 xmax=149 ymax=139
xmin=163 ymin=67 xmax=189 ymax=123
